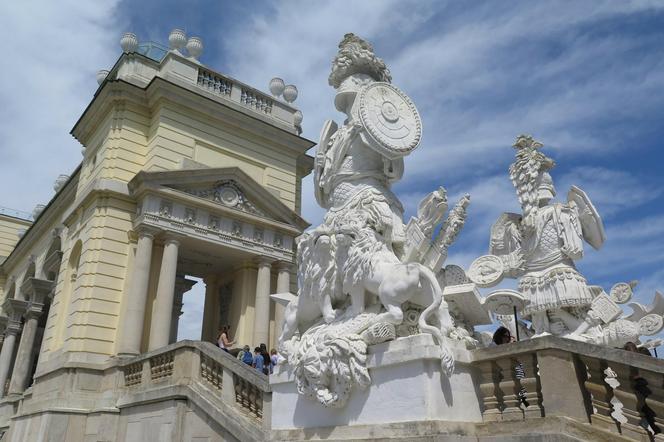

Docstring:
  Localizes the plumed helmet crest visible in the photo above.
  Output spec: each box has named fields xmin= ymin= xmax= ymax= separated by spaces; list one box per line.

xmin=328 ymin=33 xmax=392 ymax=88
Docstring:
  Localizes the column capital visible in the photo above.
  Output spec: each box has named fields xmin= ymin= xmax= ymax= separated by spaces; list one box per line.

xmin=24 ymin=302 xmax=45 ymax=320
xmin=134 ymin=225 xmax=160 ymax=240
xmin=2 ymin=298 xmax=28 ymax=323
xmin=275 ymin=260 xmax=295 ymax=272
xmin=254 ymin=256 xmax=275 ymax=267
xmin=160 ymin=232 xmax=185 ymax=248
xmin=5 ymin=319 xmax=22 ymax=336
xmin=20 ymin=277 xmax=54 ymax=305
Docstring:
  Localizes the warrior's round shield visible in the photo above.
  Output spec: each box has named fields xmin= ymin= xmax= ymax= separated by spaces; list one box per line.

xmin=356 ymin=82 xmax=422 ymax=160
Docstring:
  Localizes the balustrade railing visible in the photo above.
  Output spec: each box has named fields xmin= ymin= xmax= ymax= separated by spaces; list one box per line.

xmin=117 ymin=340 xmax=271 ymax=438
xmin=200 ymin=353 xmax=223 ymax=391
xmin=122 ymin=361 xmax=142 ymax=387
xmin=240 ymin=88 xmax=273 ymax=114
xmin=197 ymin=68 xmax=232 ymax=97
xmin=233 ymin=373 xmax=263 ymax=419
xmin=195 ymin=67 xmax=275 ymax=117
xmin=150 ymin=351 xmax=174 ymax=380
xmin=471 ymin=336 xmax=664 ymax=440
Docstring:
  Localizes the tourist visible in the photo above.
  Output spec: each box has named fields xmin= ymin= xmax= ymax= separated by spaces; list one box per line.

xmin=491 ymin=326 xmax=515 ymax=346
xmin=491 ymin=327 xmax=528 ymax=407
xmin=270 ymin=349 xmax=278 ymax=374
xmin=237 ymin=345 xmax=253 ymax=365
xmin=217 ymin=326 xmax=235 ymax=353
xmin=259 ymin=343 xmax=271 ymax=375
xmin=623 ymin=342 xmax=661 ymax=434
xmin=253 ymin=347 xmax=265 ymax=373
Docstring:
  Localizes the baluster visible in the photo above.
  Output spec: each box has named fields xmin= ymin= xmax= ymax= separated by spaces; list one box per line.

xmin=611 ymin=363 xmax=651 ymax=440
xmin=580 ymin=356 xmax=620 ymax=433
xmin=478 ymin=360 xmax=503 ymax=421
xmin=518 ymin=352 xmax=543 ymax=419
xmin=639 ymin=369 xmax=664 ymax=438
xmin=496 ymin=357 xmax=524 ymax=421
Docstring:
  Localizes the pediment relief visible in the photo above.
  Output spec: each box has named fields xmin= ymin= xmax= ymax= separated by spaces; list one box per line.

xmin=174 ymin=180 xmax=267 ymax=217
xmin=129 ymin=167 xmax=309 ymax=231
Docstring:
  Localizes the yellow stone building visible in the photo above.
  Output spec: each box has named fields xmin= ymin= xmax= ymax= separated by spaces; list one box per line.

xmin=0 ymin=32 xmax=312 ymax=440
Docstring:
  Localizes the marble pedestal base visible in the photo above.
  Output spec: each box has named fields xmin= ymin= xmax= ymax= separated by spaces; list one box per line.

xmin=270 ymin=334 xmax=482 ymax=430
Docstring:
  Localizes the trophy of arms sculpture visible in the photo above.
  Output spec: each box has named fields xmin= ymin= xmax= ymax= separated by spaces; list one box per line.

xmin=274 ymin=34 xmax=471 ymax=408
xmin=469 ymin=135 xmax=664 ymax=345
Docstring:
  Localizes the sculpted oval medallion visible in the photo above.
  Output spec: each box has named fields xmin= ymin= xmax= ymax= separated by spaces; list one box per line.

xmin=468 ymin=255 xmax=504 ymax=288
xmin=357 ymin=82 xmax=422 ymax=159
xmin=639 ymin=314 xmax=664 ymax=336
xmin=218 ymin=186 xmax=240 ymax=207
xmin=609 ymin=282 xmax=634 ymax=304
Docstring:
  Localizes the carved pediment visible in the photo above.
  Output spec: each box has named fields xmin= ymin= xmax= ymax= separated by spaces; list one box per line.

xmin=129 ymin=167 xmax=310 ymax=232
xmin=176 ymin=180 xmax=267 ymax=217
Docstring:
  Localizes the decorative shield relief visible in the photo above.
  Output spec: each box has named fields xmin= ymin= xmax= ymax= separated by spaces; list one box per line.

xmin=468 ymin=255 xmax=505 ymax=288
xmin=568 ymin=185 xmax=606 ymax=250
xmin=355 ymin=82 xmax=422 ymax=160
xmin=609 ymin=281 xmax=636 ymax=304
xmin=639 ymin=314 xmax=664 ymax=336
xmin=483 ymin=289 xmax=528 ymax=316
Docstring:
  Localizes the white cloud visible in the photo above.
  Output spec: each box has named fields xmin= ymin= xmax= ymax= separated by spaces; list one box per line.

xmin=0 ymin=0 xmax=122 ymax=212
xmin=558 ymin=167 xmax=663 ymax=218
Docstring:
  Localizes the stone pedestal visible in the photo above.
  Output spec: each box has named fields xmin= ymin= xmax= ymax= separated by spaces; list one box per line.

xmin=270 ymin=334 xmax=482 ymax=430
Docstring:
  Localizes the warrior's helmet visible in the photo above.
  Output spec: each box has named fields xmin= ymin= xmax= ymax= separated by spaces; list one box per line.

xmin=509 ymin=135 xmax=556 ymax=219
xmin=329 ymin=33 xmax=392 ymax=112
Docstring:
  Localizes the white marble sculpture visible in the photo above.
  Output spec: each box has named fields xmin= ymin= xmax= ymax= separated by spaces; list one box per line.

xmin=470 ymin=135 xmax=664 ymax=346
xmin=276 ymin=34 xmax=470 ymax=408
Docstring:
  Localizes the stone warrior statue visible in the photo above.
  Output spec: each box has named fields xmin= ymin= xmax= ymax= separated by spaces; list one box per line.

xmin=276 ymin=34 xmax=470 ymax=408
xmin=470 ymin=135 xmax=664 ymax=345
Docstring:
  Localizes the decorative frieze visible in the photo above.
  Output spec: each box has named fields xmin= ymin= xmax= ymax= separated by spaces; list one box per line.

xmin=159 ymin=200 xmax=172 ymax=218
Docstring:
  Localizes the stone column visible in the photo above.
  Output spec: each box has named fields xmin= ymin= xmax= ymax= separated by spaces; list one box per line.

xmin=7 ymin=277 xmax=52 ymax=395
xmin=170 ymin=276 xmax=196 ymax=344
xmin=0 ymin=316 xmax=7 ymax=352
xmin=274 ymin=262 xmax=292 ymax=341
xmin=201 ymin=275 xmax=218 ymax=343
xmin=0 ymin=299 xmax=27 ymax=398
xmin=117 ymin=228 xmax=155 ymax=356
xmin=253 ymin=257 xmax=273 ymax=346
xmin=148 ymin=237 xmax=180 ymax=351
xmin=0 ymin=320 xmax=21 ymax=398
xmin=8 ymin=303 xmax=44 ymax=395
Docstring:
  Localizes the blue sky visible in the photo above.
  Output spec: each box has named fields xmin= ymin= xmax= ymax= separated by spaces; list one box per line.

xmin=1 ymin=1 xmax=662 ymax=341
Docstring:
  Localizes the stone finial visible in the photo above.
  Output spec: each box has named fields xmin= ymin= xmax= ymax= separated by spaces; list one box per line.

xmin=294 ymin=110 xmax=303 ymax=135
xmin=53 ymin=174 xmax=69 ymax=192
xmin=31 ymin=204 xmax=46 ymax=220
xmin=168 ymin=29 xmax=187 ymax=52
xmin=120 ymin=32 xmax=139 ymax=53
xmin=96 ymin=69 xmax=109 ymax=85
xmin=186 ymin=37 xmax=203 ymax=59
xmin=294 ymin=110 xmax=303 ymax=126
xmin=283 ymin=84 xmax=298 ymax=103
xmin=269 ymin=77 xmax=285 ymax=97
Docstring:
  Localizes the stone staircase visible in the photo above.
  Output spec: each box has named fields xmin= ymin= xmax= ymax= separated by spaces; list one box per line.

xmin=117 ymin=340 xmax=271 ymax=441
